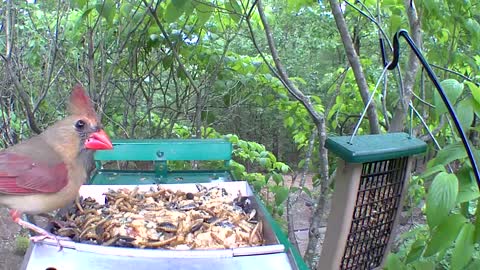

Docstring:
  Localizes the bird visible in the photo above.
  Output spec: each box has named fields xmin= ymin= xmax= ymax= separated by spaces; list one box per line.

xmin=0 ymin=84 xmax=113 ymax=246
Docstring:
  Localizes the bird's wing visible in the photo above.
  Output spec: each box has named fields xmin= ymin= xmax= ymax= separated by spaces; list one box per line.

xmin=0 ymin=152 xmax=69 ymax=195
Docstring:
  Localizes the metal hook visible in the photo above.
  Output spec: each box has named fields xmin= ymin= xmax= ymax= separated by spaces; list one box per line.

xmin=388 ymin=29 xmax=480 ymax=188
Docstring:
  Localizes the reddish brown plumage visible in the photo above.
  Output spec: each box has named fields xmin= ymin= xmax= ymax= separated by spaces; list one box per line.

xmin=0 ymin=84 xmax=112 ymax=215
xmin=0 ymin=152 xmax=68 ymax=195
xmin=68 ymin=83 xmax=98 ymax=119
xmin=0 ymin=84 xmax=113 ymax=245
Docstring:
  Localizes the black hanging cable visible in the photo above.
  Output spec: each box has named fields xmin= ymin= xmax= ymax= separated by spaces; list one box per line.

xmin=379 ymin=38 xmax=388 ymax=67
xmin=387 ymin=29 xmax=480 ymax=187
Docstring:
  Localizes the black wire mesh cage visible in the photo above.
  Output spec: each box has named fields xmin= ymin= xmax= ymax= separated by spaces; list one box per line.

xmin=340 ymin=157 xmax=408 ymax=270
xmin=319 ymin=133 xmax=426 ymax=270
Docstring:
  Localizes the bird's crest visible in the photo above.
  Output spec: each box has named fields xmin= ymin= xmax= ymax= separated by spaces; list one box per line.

xmin=68 ymin=84 xmax=97 ymax=118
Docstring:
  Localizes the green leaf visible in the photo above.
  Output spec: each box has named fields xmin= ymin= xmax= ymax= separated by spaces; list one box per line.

xmin=474 ymin=200 xmax=480 ymax=243
xmin=411 ymin=261 xmax=435 ymax=270
xmin=164 ymin=0 xmax=185 ymax=22
xmin=71 ymin=0 xmax=87 ymax=8
xmin=426 ymin=172 xmax=459 ymax=228
xmin=434 ymin=79 xmax=464 ymax=115
xmin=465 ymin=18 xmax=480 ymax=43
xmin=456 ymin=167 xmax=480 ymax=203
xmin=456 ymin=98 xmax=474 ymax=131
xmin=80 ymin=7 xmax=95 ymax=21
xmin=465 ymin=259 xmax=480 ymax=270
xmin=275 ymin=205 xmax=284 ymax=216
xmin=95 ymin=0 xmax=115 ymax=25
xmin=284 ymin=116 xmax=294 ymax=127
xmin=252 ymin=180 xmax=263 ymax=192
xmin=298 ymin=159 xmax=305 ymax=168
xmin=259 ymin=157 xmax=267 ymax=167
xmin=226 ymin=0 xmax=242 ymax=22
xmin=466 ymin=81 xmax=480 ymax=105
xmin=302 ymin=187 xmax=312 ymax=197
xmin=452 ymin=223 xmax=475 ymax=270
xmin=194 ymin=1 xmax=214 ymax=27
xmin=272 ymin=172 xmax=283 ymax=185
xmin=384 ymin=253 xmax=406 ymax=270
xmin=287 ymin=0 xmax=313 ymax=11
xmin=405 ymin=239 xmax=426 ymax=263
xmin=418 ymin=164 xmax=446 ymax=179
xmin=424 ymin=213 xmax=466 ymax=256
xmin=427 ymin=143 xmax=467 ymax=168
xmin=389 ymin=14 xmax=403 ymax=33
xmin=272 ymin=186 xmax=289 ymax=206
xmin=120 ymin=2 xmax=132 ymax=17
xmin=280 ymin=164 xmax=289 ymax=174
xmin=258 ymin=157 xmax=271 ymax=169
xmin=172 ymin=0 xmax=189 ymax=8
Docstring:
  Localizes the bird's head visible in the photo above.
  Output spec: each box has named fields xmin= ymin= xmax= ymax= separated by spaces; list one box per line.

xmin=66 ymin=84 xmax=113 ymax=151
xmin=43 ymin=84 xmax=113 ymax=161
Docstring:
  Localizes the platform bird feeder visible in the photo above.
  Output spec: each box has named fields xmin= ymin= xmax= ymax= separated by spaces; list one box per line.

xmin=318 ymin=132 xmax=427 ymax=270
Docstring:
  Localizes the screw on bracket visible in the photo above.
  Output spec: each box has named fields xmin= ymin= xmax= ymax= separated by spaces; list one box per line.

xmin=156 ymin=151 xmax=164 ymax=158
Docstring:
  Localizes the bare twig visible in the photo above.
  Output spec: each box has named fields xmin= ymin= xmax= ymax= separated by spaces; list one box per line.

xmin=143 ymin=0 xmax=200 ymax=95
xmin=0 ymin=54 xmax=42 ymax=134
xmin=431 ymin=63 xmax=478 ymax=85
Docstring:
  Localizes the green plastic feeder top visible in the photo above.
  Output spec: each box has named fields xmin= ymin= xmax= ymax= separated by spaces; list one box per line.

xmin=325 ymin=132 xmax=427 ymax=163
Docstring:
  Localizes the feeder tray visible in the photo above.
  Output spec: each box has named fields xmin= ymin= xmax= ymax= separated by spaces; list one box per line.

xmin=319 ymin=132 xmax=426 ymax=270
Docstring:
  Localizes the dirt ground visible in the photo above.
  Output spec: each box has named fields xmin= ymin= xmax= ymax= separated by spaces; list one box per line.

xmin=0 ymin=174 xmax=420 ymax=270
xmin=0 ymin=208 xmax=27 ymax=270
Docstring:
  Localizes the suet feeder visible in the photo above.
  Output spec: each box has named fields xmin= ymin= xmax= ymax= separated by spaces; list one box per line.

xmin=318 ymin=132 xmax=427 ymax=270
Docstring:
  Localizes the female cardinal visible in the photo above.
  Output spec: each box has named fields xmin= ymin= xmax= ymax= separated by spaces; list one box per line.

xmin=0 ymin=84 xmax=113 ymax=245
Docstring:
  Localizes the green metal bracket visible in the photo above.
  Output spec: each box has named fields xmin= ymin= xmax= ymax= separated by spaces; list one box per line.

xmin=91 ymin=138 xmax=234 ymax=184
xmin=325 ymin=132 xmax=427 ymax=163
xmin=154 ymin=161 xmax=168 ymax=177
xmin=95 ymin=139 xmax=232 ymax=162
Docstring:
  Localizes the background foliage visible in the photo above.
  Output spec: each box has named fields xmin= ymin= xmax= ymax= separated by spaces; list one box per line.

xmin=1 ymin=0 xmax=480 ymax=269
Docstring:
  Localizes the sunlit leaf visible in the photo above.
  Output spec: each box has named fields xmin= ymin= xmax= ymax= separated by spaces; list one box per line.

xmin=456 ymin=167 xmax=480 ymax=203
xmin=427 ymin=143 xmax=467 ymax=168
xmin=434 ymin=79 xmax=464 ymax=115
xmin=164 ymin=0 xmax=185 ymax=22
xmin=456 ymin=98 xmax=474 ymax=131
xmin=95 ymin=0 xmax=115 ymax=25
xmin=195 ymin=1 xmax=214 ymax=27
xmin=426 ymin=172 xmax=459 ymax=228
xmin=452 ymin=223 xmax=475 ymax=270
xmin=405 ymin=239 xmax=425 ymax=263
xmin=424 ymin=213 xmax=466 ymax=256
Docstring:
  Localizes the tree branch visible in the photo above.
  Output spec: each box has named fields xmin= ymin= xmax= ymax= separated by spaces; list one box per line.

xmin=254 ymin=1 xmax=330 ymax=268
xmin=0 ymin=54 xmax=42 ymax=134
xmin=329 ymin=0 xmax=380 ymax=134
xmin=143 ymin=0 xmax=200 ymax=95
xmin=256 ymin=0 xmax=323 ymax=125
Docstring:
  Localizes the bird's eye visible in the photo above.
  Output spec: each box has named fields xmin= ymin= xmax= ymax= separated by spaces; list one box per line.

xmin=75 ymin=120 xmax=86 ymax=130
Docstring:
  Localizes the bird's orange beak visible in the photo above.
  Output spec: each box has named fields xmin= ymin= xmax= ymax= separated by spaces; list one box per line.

xmin=85 ymin=130 xmax=113 ymax=150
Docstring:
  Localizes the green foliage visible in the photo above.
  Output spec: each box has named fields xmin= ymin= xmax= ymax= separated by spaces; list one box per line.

xmin=225 ymin=133 xmax=292 ymax=217
xmin=451 ymin=223 xmax=475 ymax=269
xmin=423 ymin=214 xmax=466 ymax=257
xmin=425 ymin=172 xmax=458 ymax=228
xmin=434 ymin=79 xmax=464 ymax=116
xmin=2 ymin=0 xmax=480 ymax=268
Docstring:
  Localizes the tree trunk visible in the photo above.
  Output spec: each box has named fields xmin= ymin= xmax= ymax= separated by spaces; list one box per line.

xmin=253 ymin=2 xmax=331 ymax=267
xmin=388 ymin=0 xmax=422 ymax=132
xmin=329 ymin=0 xmax=381 ymax=134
